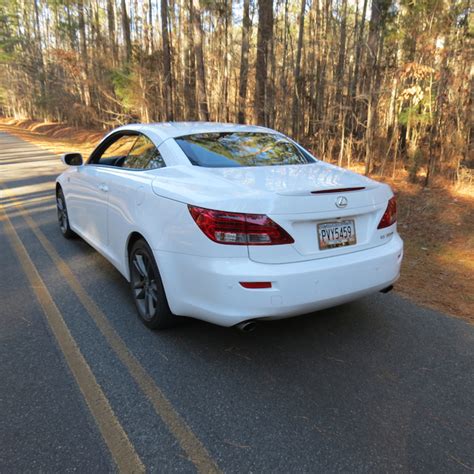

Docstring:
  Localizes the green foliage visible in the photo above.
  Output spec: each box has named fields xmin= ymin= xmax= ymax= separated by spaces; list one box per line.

xmin=0 ymin=1 xmax=23 ymax=64
xmin=0 ymin=36 xmax=20 ymax=63
xmin=111 ymin=67 xmax=144 ymax=118
xmin=398 ymin=105 xmax=432 ymax=127
xmin=111 ymin=68 xmax=135 ymax=112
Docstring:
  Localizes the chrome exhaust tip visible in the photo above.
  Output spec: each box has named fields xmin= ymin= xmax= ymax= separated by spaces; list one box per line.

xmin=235 ymin=320 xmax=257 ymax=333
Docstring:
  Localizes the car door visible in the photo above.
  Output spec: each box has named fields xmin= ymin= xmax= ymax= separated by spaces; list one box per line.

xmin=67 ymin=133 xmax=138 ymax=254
xmin=104 ymin=133 xmax=167 ymax=270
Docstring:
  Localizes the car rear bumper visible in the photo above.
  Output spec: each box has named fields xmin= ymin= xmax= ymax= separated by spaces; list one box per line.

xmin=155 ymin=234 xmax=403 ymax=327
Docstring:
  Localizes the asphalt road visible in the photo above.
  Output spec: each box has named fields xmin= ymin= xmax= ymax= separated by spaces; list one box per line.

xmin=0 ymin=130 xmax=473 ymax=473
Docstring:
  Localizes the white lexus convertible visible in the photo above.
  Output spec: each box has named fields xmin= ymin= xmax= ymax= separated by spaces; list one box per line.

xmin=56 ymin=122 xmax=403 ymax=330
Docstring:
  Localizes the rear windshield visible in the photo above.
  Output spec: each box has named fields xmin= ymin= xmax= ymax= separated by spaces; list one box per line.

xmin=174 ymin=132 xmax=316 ymax=168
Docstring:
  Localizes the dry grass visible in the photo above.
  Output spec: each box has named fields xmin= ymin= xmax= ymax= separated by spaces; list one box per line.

xmin=1 ymin=118 xmax=473 ymax=323
xmin=382 ymin=178 xmax=473 ymax=323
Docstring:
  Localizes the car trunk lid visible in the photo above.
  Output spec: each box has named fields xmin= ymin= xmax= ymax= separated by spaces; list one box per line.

xmin=151 ymin=163 xmax=394 ymax=264
xmin=201 ymin=163 xmax=393 ymax=264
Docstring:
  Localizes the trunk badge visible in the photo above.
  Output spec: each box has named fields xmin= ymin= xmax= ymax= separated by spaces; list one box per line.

xmin=335 ymin=196 xmax=348 ymax=208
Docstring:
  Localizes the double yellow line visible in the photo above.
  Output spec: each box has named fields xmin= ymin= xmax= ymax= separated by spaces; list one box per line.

xmin=1 ymin=188 xmax=220 ymax=473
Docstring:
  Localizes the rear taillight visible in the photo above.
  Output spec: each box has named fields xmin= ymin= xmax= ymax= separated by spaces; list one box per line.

xmin=188 ymin=205 xmax=294 ymax=245
xmin=377 ymin=196 xmax=397 ymax=229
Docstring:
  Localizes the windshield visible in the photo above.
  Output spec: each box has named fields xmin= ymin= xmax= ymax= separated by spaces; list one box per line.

xmin=174 ymin=132 xmax=316 ymax=168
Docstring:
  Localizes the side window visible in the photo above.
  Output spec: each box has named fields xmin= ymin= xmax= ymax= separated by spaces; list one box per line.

xmin=122 ymin=135 xmax=166 ymax=170
xmin=97 ymin=135 xmax=138 ymax=166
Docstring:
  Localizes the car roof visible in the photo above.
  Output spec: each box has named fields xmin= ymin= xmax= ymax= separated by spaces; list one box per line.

xmin=112 ymin=121 xmax=279 ymax=143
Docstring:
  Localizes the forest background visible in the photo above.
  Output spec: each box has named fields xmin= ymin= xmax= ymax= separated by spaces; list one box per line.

xmin=0 ymin=0 xmax=472 ymax=187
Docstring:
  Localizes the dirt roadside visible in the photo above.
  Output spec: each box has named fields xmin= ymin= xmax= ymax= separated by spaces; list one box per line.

xmin=1 ymin=118 xmax=472 ymax=323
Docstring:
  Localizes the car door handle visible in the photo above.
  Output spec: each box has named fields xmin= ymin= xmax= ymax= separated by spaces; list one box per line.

xmin=98 ymin=183 xmax=109 ymax=192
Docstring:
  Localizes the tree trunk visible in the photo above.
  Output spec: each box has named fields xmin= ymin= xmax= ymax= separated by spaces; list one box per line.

xmin=191 ymin=0 xmax=210 ymax=121
xmin=184 ymin=0 xmax=197 ymax=119
xmin=335 ymin=0 xmax=348 ymax=109
xmin=425 ymin=55 xmax=449 ymax=186
xmin=364 ymin=0 xmax=390 ymax=175
xmin=291 ymin=0 xmax=306 ymax=137
xmin=161 ymin=0 xmax=174 ymax=120
xmin=121 ymin=0 xmax=132 ymax=63
xmin=144 ymin=0 xmax=154 ymax=54
xmin=223 ymin=0 xmax=231 ymax=122
xmin=77 ymin=0 xmax=91 ymax=107
xmin=33 ymin=0 xmax=46 ymax=108
xmin=237 ymin=0 xmax=251 ymax=124
xmin=254 ymin=0 xmax=273 ymax=126
xmin=280 ymin=0 xmax=290 ymax=130
xmin=349 ymin=0 xmax=368 ymax=136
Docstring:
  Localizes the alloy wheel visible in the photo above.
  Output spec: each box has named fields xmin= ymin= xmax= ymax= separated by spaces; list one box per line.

xmin=57 ymin=194 xmax=68 ymax=233
xmin=131 ymin=251 xmax=159 ymax=321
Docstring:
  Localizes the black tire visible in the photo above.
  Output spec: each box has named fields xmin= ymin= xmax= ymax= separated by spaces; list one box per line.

xmin=56 ymin=187 xmax=76 ymax=239
xmin=129 ymin=239 xmax=176 ymax=329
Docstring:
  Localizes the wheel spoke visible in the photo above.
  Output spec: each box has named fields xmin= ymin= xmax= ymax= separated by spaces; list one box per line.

xmin=146 ymin=290 xmax=154 ymax=316
xmin=133 ymin=254 xmax=147 ymax=278
xmin=131 ymin=249 xmax=160 ymax=321
xmin=135 ymin=287 xmax=146 ymax=300
xmin=149 ymin=282 xmax=158 ymax=303
xmin=57 ymin=197 xmax=69 ymax=232
xmin=58 ymin=212 xmax=66 ymax=230
xmin=144 ymin=291 xmax=150 ymax=315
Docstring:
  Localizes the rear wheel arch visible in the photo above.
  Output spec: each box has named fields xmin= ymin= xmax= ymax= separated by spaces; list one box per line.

xmin=126 ymin=231 xmax=148 ymax=280
xmin=127 ymin=235 xmax=176 ymax=329
xmin=125 ymin=232 xmax=177 ymax=313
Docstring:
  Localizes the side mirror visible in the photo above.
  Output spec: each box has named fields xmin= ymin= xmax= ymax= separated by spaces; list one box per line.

xmin=61 ymin=153 xmax=83 ymax=166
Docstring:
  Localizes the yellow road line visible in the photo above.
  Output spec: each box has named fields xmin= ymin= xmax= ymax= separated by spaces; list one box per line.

xmin=5 ymin=190 xmax=220 ymax=474
xmin=0 ymin=204 xmax=145 ymax=474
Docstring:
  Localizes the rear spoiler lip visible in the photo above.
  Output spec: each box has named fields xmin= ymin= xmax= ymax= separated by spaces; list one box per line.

xmin=311 ymin=187 xmax=366 ymax=194
xmin=276 ymin=186 xmax=372 ymax=197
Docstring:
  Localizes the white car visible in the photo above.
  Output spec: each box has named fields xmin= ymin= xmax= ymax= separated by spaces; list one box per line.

xmin=56 ymin=122 xmax=403 ymax=330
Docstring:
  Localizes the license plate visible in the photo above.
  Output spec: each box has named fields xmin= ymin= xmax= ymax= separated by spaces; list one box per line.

xmin=318 ymin=220 xmax=356 ymax=250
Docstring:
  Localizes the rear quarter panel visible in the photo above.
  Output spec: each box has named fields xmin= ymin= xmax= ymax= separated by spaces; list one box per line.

xmin=105 ymin=168 xmax=248 ymax=280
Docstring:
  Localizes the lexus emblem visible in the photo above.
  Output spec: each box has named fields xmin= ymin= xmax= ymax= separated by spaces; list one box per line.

xmin=335 ymin=196 xmax=348 ymax=208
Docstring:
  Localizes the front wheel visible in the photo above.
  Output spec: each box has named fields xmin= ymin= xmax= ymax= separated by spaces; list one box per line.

xmin=56 ymin=188 xmax=75 ymax=239
xmin=129 ymin=239 xmax=176 ymax=329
